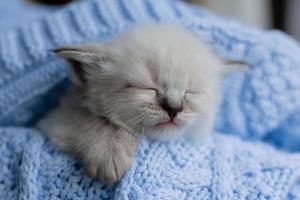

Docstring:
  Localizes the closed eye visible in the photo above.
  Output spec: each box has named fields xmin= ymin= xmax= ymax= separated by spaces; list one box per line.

xmin=185 ymin=91 xmax=199 ymax=95
xmin=184 ymin=91 xmax=204 ymax=99
xmin=125 ymin=84 xmax=158 ymax=92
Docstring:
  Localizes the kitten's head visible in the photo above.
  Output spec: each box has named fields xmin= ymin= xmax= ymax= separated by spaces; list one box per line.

xmin=54 ymin=25 xmax=225 ymax=138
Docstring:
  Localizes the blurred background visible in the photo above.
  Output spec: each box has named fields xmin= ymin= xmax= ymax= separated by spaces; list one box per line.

xmin=188 ymin=0 xmax=300 ymax=41
xmin=28 ymin=0 xmax=300 ymax=41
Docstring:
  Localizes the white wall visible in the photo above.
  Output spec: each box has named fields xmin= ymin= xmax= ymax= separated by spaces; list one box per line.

xmin=190 ymin=0 xmax=272 ymax=29
xmin=286 ymin=0 xmax=300 ymax=41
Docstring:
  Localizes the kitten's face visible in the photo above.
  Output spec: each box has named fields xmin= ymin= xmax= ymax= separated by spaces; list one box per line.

xmin=56 ymin=25 xmax=223 ymax=138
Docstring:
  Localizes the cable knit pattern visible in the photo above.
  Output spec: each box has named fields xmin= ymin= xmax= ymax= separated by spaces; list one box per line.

xmin=1 ymin=128 xmax=300 ymax=200
xmin=0 ymin=0 xmax=300 ymax=199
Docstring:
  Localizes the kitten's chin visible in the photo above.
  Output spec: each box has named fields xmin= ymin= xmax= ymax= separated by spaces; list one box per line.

xmin=132 ymin=115 xmax=196 ymax=140
xmin=155 ymin=121 xmax=179 ymax=129
xmin=141 ymin=122 xmax=188 ymax=141
xmin=145 ymin=126 xmax=187 ymax=141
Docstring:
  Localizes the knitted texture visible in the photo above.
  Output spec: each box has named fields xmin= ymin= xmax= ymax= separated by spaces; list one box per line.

xmin=0 ymin=0 xmax=58 ymax=31
xmin=1 ymin=128 xmax=300 ymax=200
xmin=0 ymin=0 xmax=300 ymax=199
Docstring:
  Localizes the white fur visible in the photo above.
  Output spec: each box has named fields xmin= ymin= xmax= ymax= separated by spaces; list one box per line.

xmin=37 ymin=25 xmax=225 ymax=184
xmin=85 ymin=25 xmax=223 ymax=138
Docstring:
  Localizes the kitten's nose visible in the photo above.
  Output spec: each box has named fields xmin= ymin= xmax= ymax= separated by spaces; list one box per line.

xmin=160 ymin=98 xmax=183 ymax=120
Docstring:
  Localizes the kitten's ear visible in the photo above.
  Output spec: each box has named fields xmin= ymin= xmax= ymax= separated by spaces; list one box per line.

xmin=221 ymin=59 xmax=249 ymax=75
xmin=53 ymin=44 xmax=106 ymax=86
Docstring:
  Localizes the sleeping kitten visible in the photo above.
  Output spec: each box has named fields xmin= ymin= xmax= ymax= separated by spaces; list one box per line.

xmin=37 ymin=25 xmax=231 ymax=185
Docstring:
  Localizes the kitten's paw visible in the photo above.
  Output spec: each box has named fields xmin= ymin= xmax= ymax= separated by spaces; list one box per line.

xmin=84 ymin=148 xmax=133 ymax=185
xmin=74 ymin=119 xmax=138 ymax=185
xmin=80 ymin=130 xmax=137 ymax=185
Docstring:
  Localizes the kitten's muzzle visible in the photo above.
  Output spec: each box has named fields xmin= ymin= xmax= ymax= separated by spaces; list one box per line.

xmin=160 ymin=98 xmax=183 ymax=120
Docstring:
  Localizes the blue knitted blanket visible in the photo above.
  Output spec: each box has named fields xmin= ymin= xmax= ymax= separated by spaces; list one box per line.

xmin=1 ymin=0 xmax=300 ymax=199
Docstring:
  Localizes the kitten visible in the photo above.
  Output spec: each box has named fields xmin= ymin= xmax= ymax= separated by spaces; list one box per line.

xmin=37 ymin=25 xmax=230 ymax=185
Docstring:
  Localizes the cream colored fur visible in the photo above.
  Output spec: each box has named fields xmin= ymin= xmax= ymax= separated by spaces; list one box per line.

xmin=37 ymin=25 xmax=227 ymax=185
